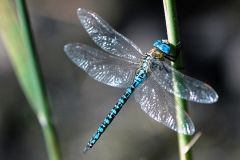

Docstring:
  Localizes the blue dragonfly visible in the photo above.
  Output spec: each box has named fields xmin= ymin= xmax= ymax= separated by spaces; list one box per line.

xmin=64 ymin=8 xmax=218 ymax=154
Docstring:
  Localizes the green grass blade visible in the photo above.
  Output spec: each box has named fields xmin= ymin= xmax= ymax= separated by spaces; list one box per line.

xmin=0 ymin=0 xmax=61 ymax=160
xmin=162 ymin=0 xmax=193 ymax=160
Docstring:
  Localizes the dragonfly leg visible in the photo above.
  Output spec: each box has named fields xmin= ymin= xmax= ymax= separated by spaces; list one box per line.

xmin=164 ymin=41 xmax=182 ymax=62
xmin=159 ymin=63 xmax=170 ymax=73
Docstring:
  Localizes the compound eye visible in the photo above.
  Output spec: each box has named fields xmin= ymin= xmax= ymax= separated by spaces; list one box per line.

xmin=161 ymin=44 xmax=171 ymax=55
xmin=153 ymin=40 xmax=171 ymax=55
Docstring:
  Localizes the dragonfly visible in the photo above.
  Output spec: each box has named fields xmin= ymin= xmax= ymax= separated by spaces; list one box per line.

xmin=64 ymin=8 xmax=218 ymax=154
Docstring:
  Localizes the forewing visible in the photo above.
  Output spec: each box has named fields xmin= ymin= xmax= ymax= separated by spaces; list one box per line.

xmin=152 ymin=62 xmax=218 ymax=103
xmin=64 ymin=43 xmax=137 ymax=88
xmin=77 ymin=8 xmax=142 ymax=61
xmin=134 ymin=78 xmax=195 ymax=135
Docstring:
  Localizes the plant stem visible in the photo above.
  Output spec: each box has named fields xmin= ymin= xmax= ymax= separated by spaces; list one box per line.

xmin=162 ymin=0 xmax=192 ymax=160
xmin=0 ymin=0 xmax=62 ymax=159
xmin=15 ymin=1 xmax=62 ymax=160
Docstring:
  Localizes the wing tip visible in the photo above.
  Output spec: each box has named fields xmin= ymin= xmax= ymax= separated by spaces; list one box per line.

xmin=64 ymin=43 xmax=85 ymax=55
xmin=64 ymin=43 xmax=75 ymax=53
xmin=204 ymin=83 xmax=219 ymax=103
xmin=77 ymin=8 xmax=92 ymax=15
xmin=178 ymin=126 xmax=195 ymax=136
xmin=64 ymin=43 xmax=70 ymax=53
xmin=77 ymin=8 xmax=85 ymax=14
xmin=184 ymin=125 xmax=195 ymax=135
xmin=177 ymin=121 xmax=195 ymax=136
xmin=197 ymin=91 xmax=219 ymax=104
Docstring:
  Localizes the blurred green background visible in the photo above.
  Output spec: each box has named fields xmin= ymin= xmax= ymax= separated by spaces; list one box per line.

xmin=0 ymin=0 xmax=239 ymax=159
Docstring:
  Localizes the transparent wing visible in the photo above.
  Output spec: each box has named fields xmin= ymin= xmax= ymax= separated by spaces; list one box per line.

xmin=64 ymin=43 xmax=137 ymax=88
xmin=77 ymin=8 xmax=142 ymax=61
xmin=152 ymin=62 xmax=218 ymax=103
xmin=134 ymin=77 xmax=195 ymax=135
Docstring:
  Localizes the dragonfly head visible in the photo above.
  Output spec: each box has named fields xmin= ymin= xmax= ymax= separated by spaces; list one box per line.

xmin=153 ymin=39 xmax=171 ymax=55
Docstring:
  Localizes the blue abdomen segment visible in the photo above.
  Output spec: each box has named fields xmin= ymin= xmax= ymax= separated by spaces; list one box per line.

xmin=83 ymin=69 xmax=147 ymax=154
xmin=153 ymin=40 xmax=171 ymax=55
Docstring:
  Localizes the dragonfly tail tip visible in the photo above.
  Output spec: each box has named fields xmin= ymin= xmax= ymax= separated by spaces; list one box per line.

xmin=83 ymin=146 xmax=90 ymax=154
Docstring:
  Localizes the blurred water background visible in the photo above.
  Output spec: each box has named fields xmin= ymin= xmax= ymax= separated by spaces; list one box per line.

xmin=0 ymin=0 xmax=240 ymax=159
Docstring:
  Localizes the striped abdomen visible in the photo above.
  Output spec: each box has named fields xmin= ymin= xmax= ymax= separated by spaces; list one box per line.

xmin=83 ymin=69 xmax=148 ymax=154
